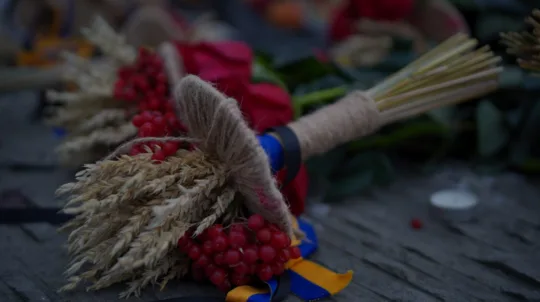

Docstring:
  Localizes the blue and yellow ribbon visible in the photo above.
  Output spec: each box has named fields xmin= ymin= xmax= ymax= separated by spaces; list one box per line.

xmin=226 ymin=218 xmax=353 ymax=302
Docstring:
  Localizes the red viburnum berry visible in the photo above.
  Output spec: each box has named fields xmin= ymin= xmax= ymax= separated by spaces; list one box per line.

xmin=184 ymin=213 xmax=297 ymax=290
xmin=247 ymin=214 xmax=265 ymax=230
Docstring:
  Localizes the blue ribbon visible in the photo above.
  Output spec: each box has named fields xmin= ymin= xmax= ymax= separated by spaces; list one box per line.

xmin=257 ymin=134 xmax=284 ymax=172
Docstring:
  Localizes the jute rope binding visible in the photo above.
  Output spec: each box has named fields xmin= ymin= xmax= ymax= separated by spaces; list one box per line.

xmin=288 ymin=91 xmax=381 ymax=160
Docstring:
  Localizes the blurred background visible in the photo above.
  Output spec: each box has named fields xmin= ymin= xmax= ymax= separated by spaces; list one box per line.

xmin=0 ymin=0 xmax=539 ymax=203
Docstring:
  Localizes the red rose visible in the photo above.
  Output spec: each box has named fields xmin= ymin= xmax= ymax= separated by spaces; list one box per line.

xmin=276 ymin=165 xmax=308 ymax=217
xmin=197 ymin=68 xmax=293 ymax=133
xmin=198 ymin=66 xmax=249 ymax=99
xmin=329 ymin=0 xmax=415 ymax=42
xmin=242 ymin=83 xmax=293 ymax=133
xmin=175 ymin=41 xmax=253 ymax=81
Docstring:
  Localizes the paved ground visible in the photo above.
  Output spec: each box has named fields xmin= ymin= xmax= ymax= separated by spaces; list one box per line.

xmin=1 ymin=91 xmax=540 ymax=301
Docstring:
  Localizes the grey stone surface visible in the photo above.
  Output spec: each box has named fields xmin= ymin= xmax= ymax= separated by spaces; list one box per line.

xmin=0 ymin=91 xmax=60 ymax=168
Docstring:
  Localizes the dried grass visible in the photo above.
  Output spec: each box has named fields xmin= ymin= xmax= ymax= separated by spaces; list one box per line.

xmin=46 ymin=17 xmax=138 ymax=166
xmin=500 ymin=9 xmax=540 ymax=73
xmin=58 ymin=149 xmax=244 ymax=297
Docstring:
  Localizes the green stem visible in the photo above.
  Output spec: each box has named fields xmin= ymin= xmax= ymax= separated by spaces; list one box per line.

xmin=291 ymin=85 xmax=349 ymax=118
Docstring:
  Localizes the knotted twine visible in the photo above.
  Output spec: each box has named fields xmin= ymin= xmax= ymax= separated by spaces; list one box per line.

xmin=102 ymin=75 xmax=388 ymax=237
xmin=287 ymin=90 xmax=382 ymax=160
xmin=158 ymin=41 xmax=184 ymax=85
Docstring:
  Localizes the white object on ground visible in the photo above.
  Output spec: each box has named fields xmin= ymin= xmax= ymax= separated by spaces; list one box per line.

xmin=429 ymin=189 xmax=479 ymax=222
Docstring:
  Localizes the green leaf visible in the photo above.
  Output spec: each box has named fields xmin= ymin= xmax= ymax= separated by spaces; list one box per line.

xmin=251 ymin=60 xmax=288 ymax=90
xmin=324 ymin=152 xmax=395 ymax=201
xmin=349 ymin=119 xmax=450 ymax=151
xmin=305 ymin=146 xmax=348 ymax=179
xmin=427 ymin=107 xmax=456 ymax=128
xmin=498 ymin=66 xmax=524 ymax=89
xmin=324 ymin=170 xmax=374 ymax=202
xmin=476 ymin=100 xmax=509 ymax=157
xmin=291 ymin=75 xmax=350 ymax=117
xmin=273 ymin=55 xmax=335 ymax=88
xmin=344 ymin=152 xmax=395 ymax=185
xmin=292 ymin=85 xmax=348 ymax=117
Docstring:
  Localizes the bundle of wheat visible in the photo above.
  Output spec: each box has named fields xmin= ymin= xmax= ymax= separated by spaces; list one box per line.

xmin=46 ymin=14 xmax=232 ymax=166
xmin=45 ymin=17 xmax=139 ymax=165
xmin=500 ymin=9 xmax=540 ymax=74
xmin=57 ymin=33 xmax=502 ymax=297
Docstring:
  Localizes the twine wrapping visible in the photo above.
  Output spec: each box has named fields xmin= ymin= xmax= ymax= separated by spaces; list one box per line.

xmin=157 ymin=42 xmax=184 ymax=87
xmin=174 ymin=77 xmax=293 ymax=237
xmin=288 ymin=91 xmax=382 ymax=160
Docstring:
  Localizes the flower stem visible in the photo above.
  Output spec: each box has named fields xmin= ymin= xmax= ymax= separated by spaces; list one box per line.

xmin=291 ymin=85 xmax=348 ymax=118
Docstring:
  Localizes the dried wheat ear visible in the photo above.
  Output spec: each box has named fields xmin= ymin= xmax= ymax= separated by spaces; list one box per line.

xmin=46 ymin=17 xmax=138 ymax=166
xmin=57 ymin=147 xmax=248 ymax=297
xmin=500 ymin=9 xmax=540 ymax=74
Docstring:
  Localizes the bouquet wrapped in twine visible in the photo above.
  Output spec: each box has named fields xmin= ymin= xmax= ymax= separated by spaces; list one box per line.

xmin=57 ymin=33 xmax=502 ymax=298
xmin=500 ymin=9 xmax=540 ymax=74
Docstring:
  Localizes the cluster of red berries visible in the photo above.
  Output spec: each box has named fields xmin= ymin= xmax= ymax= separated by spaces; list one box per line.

xmin=178 ymin=214 xmax=301 ymax=292
xmin=129 ymin=110 xmax=185 ymax=160
xmin=113 ymin=47 xmax=187 ymax=160
xmin=113 ymin=48 xmax=168 ymax=104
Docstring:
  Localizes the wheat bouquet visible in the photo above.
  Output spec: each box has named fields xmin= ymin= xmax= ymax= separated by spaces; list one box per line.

xmin=45 ymin=17 xmax=158 ymax=165
xmin=57 ymin=34 xmax=502 ymax=299
xmin=500 ymin=9 xmax=540 ymax=74
xmin=46 ymin=16 xmax=235 ymax=166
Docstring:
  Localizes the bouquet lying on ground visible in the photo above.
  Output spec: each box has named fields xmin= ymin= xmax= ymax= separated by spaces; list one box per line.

xmin=55 ymin=30 xmax=502 ymax=299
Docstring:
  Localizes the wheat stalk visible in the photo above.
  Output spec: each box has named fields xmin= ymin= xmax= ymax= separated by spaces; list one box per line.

xmin=500 ymin=9 xmax=540 ymax=74
xmin=367 ymin=33 xmax=501 ymax=116
xmin=45 ymin=17 xmax=138 ymax=166
xmin=58 ymin=149 xmax=242 ymax=297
